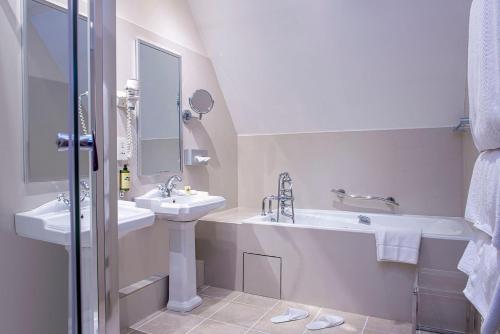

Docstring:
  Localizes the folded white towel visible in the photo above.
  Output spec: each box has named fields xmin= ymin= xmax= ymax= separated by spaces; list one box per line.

xmin=375 ymin=228 xmax=422 ymax=264
xmin=465 ymin=150 xmax=500 ymax=249
xmin=468 ymin=0 xmax=500 ymax=152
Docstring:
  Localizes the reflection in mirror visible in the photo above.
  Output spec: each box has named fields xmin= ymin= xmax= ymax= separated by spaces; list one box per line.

xmin=23 ymin=0 xmax=89 ymax=182
xmin=137 ymin=40 xmax=182 ymax=175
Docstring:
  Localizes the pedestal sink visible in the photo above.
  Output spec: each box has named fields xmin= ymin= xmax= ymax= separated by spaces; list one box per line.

xmin=15 ymin=199 xmax=155 ymax=333
xmin=135 ymin=189 xmax=225 ymax=312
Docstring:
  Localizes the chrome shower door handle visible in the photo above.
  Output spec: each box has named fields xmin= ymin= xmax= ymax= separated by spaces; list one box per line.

xmin=57 ymin=132 xmax=99 ymax=171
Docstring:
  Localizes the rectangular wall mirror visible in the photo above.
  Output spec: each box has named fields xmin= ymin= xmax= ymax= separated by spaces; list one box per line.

xmin=23 ymin=0 xmax=89 ymax=182
xmin=137 ymin=40 xmax=182 ymax=175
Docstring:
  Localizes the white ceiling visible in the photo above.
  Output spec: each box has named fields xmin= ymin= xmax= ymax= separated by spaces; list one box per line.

xmin=188 ymin=0 xmax=472 ymax=135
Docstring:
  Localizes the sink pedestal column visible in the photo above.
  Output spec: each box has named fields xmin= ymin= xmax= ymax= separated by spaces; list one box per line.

xmin=166 ymin=220 xmax=202 ymax=312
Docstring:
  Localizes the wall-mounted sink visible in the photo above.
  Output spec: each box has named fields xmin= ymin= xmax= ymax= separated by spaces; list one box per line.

xmin=15 ymin=199 xmax=155 ymax=246
xmin=135 ymin=189 xmax=225 ymax=222
xmin=135 ymin=188 xmax=225 ymax=312
xmin=15 ymin=199 xmax=155 ymax=333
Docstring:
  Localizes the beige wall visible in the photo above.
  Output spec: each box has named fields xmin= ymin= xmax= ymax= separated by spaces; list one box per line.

xmin=238 ymin=128 xmax=467 ymax=217
xmin=189 ymin=0 xmax=472 ymax=135
xmin=117 ymin=0 xmax=207 ymax=56
xmin=0 ymin=1 xmax=68 ymax=333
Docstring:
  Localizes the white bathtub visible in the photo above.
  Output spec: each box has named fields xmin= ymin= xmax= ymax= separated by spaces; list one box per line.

xmin=198 ymin=207 xmax=471 ymax=324
xmin=243 ymin=209 xmax=472 ymax=240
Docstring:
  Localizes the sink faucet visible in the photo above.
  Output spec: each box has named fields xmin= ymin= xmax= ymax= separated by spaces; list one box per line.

xmin=56 ymin=180 xmax=91 ymax=206
xmin=158 ymin=175 xmax=182 ymax=197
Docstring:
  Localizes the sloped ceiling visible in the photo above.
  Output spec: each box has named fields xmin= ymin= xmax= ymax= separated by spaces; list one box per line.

xmin=188 ymin=0 xmax=471 ymax=135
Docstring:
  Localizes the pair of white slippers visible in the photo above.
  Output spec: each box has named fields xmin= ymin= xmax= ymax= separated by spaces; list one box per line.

xmin=271 ymin=307 xmax=344 ymax=331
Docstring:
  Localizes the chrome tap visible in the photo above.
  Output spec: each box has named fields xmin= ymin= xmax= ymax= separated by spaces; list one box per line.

xmin=56 ymin=193 xmax=71 ymax=206
xmin=276 ymin=172 xmax=295 ymax=223
xmin=261 ymin=195 xmax=276 ymax=216
xmin=158 ymin=175 xmax=182 ymax=197
xmin=79 ymin=180 xmax=90 ymax=202
xmin=358 ymin=215 xmax=371 ymax=225
xmin=56 ymin=180 xmax=91 ymax=206
xmin=260 ymin=172 xmax=295 ymax=223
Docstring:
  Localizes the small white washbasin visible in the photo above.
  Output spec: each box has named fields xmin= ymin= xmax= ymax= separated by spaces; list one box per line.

xmin=15 ymin=200 xmax=155 ymax=247
xmin=135 ymin=189 xmax=225 ymax=222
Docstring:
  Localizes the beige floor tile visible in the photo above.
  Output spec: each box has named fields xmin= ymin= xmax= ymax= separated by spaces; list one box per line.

xmin=136 ymin=311 xmax=203 ymax=334
xmin=210 ymin=302 xmax=269 ymax=328
xmin=304 ymin=308 xmax=367 ymax=334
xmin=363 ymin=330 xmax=386 ymax=334
xmin=253 ymin=301 xmax=320 ymax=334
xmin=188 ymin=296 xmax=229 ymax=318
xmin=199 ymin=286 xmax=241 ymax=301
xmin=189 ymin=319 xmax=248 ymax=334
xmin=233 ymin=293 xmax=279 ymax=309
xmin=364 ymin=317 xmax=412 ymax=334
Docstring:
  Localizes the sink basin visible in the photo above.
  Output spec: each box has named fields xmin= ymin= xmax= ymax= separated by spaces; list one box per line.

xmin=135 ymin=188 xmax=225 ymax=312
xmin=135 ymin=189 xmax=225 ymax=221
xmin=15 ymin=199 xmax=155 ymax=247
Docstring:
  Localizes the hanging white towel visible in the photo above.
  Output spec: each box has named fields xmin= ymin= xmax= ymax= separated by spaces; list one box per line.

xmin=465 ymin=150 xmax=500 ymax=249
xmin=375 ymin=228 xmax=421 ymax=264
xmin=468 ymin=0 xmax=500 ymax=152
xmin=461 ymin=241 xmax=499 ymax=333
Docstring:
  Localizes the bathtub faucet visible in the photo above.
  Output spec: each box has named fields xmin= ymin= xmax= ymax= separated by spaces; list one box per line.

xmin=277 ymin=172 xmax=295 ymax=223
xmin=260 ymin=172 xmax=295 ymax=223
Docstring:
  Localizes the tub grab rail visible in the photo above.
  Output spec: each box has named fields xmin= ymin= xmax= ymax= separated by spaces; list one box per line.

xmin=331 ymin=188 xmax=399 ymax=207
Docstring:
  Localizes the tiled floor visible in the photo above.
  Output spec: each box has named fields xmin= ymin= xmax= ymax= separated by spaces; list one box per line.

xmin=128 ymin=286 xmax=413 ymax=334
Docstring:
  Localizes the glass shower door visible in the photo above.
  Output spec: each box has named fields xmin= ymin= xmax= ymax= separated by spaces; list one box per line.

xmin=23 ymin=0 xmax=117 ymax=333
xmin=65 ymin=0 xmax=98 ymax=332
xmin=67 ymin=0 xmax=119 ymax=333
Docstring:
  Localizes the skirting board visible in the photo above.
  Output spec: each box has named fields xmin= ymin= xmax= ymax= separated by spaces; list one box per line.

xmin=119 ymin=273 xmax=168 ymax=298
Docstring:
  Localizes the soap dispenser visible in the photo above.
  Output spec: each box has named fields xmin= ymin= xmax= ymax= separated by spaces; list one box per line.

xmin=119 ymin=164 xmax=131 ymax=195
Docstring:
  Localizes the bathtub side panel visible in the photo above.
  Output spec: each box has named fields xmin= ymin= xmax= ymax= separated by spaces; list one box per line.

xmin=197 ymin=221 xmax=416 ymax=322
xmin=239 ymin=223 xmax=416 ymax=322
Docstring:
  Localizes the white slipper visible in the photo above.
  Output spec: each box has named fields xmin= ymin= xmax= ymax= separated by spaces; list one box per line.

xmin=271 ymin=307 xmax=309 ymax=323
xmin=306 ymin=315 xmax=344 ymax=330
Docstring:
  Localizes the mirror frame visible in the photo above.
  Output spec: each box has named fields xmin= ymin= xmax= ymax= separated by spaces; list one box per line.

xmin=135 ymin=39 xmax=183 ymax=176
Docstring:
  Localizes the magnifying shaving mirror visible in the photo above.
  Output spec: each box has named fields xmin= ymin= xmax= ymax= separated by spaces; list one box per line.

xmin=182 ymin=89 xmax=214 ymax=122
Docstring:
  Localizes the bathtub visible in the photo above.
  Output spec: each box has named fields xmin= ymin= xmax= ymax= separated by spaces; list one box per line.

xmin=243 ymin=209 xmax=472 ymax=240
xmin=197 ymin=207 xmax=471 ymax=326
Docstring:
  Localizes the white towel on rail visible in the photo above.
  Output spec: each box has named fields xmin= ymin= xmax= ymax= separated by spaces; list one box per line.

xmin=468 ymin=0 xmax=500 ymax=152
xmin=461 ymin=241 xmax=499 ymax=334
xmin=465 ymin=150 xmax=500 ymax=249
xmin=375 ymin=228 xmax=421 ymax=264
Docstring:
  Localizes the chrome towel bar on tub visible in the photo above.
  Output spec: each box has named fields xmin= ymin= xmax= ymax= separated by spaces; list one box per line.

xmin=331 ymin=188 xmax=400 ymax=207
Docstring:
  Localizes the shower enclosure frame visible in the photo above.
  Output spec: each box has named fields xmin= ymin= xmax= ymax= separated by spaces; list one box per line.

xmin=85 ymin=0 xmax=119 ymax=333
xmin=68 ymin=0 xmax=119 ymax=332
